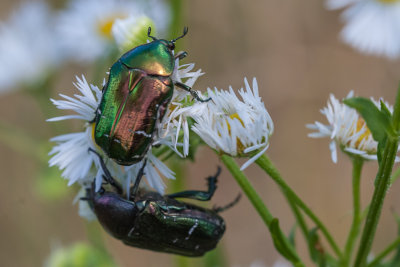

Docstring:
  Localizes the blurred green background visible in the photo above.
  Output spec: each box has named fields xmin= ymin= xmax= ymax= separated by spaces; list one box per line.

xmin=1 ymin=0 xmax=400 ymax=266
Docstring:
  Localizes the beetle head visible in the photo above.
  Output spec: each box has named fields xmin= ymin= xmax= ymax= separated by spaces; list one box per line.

xmin=88 ymin=182 xmax=140 ymax=239
xmin=147 ymin=26 xmax=188 ymax=51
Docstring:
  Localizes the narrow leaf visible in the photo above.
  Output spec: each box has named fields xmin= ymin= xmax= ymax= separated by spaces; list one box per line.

xmin=270 ymin=218 xmax=299 ymax=263
xmin=288 ymin=224 xmax=297 ymax=248
xmin=381 ymin=101 xmax=392 ymax=120
xmin=308 ymin=228 xmax=326 ymax=266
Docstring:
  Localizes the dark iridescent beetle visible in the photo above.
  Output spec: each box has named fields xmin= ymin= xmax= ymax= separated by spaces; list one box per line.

xmin=85 ymin=151 xmax=240 ymax=257
xmin=94 ymin=27 xmax=208 ymax=166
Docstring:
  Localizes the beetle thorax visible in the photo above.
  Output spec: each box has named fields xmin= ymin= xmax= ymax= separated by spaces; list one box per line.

xmin=119 ymin=40 xmax=175 ymax=76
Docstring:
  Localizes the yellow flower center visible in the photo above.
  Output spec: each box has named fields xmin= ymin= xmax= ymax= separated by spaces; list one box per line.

xmin=349 ymin=118 xmax=372 ymax=148
xmin=227 ymin=113 xmax=244 ymax=128
xmin=98 ymin=15 xmax=127 ymax=38
xmin=227 ymin=113 xmax=246 ymax=154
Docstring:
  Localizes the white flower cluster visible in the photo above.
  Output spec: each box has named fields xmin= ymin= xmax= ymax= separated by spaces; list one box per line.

xmin=191 ymin=78 xmax=274 ymax=170
xmin=327 ymin=0 xmax=400 ymax=59
xmin=307 ymin=91 xmax=395 ymax=162
xmin=0 ymin=0 xmax=170 ymax=92
xmin=0 ymin=1 xmax=60 ymax=93
xmin=49 ymin=69 xmax=276 ymax=220
xmin=56 ymin=0 xmax=170 ymax=62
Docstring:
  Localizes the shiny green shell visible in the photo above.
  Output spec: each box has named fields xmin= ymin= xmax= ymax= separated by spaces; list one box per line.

xmin=94 ymin=40 xmax=176 ymax=165
xmin=120 ymin=40 xmax=175 ymax=76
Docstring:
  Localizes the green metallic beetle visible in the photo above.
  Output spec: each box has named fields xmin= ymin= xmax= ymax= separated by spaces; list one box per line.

xmin=94 ymin=27 xmax=207 ymax=166
xmin=85 ymin=150 xmax=240 ymax=257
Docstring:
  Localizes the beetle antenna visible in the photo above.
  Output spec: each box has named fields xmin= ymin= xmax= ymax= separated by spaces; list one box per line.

xmin=147 ymin=27 xmax=157 ymax=40
xmin=171 ymin=26 xmax=188 ymax=43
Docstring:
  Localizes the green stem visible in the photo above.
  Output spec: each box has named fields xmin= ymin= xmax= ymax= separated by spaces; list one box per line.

xmin=256 ymin=154 xmax=342 ymax=257
xmin=367 ymin=237 xmax=400 ymax=267
xmin=220 ymin=155 xmax=304 ymax=266
xmin=354 ymin=87 xmax=400 ymax=267
xmin=341 ymin=157 xmax=364 ymax=267
xmin=221 ymin=155 xmax=273 ymax=226
xmin=287 ymin=195 xmax=309 ymax=244
xmin=353 ymin=139 xmax=398 ymax=267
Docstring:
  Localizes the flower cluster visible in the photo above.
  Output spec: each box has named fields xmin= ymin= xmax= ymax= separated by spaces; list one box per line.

xmin=326 ymin=0 xmax=400 ymax=59
xmin=0 ymin=0 xmax=170 ymax=93
xmin=307 ymin=91 xmax=395 ymax=162
xmin=49 ymin=63 xmax=275 ymax=219
xmin=56 ymin=0 xmax=170 ymax=62
xmin=0 ymin=1 xmax=60 ymax=93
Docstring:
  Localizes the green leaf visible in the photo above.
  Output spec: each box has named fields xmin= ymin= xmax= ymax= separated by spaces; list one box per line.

xmin=308 ymin=228 xmax=326 ymax=266
xmin=270 ymin=218 xmax=300 ymax=263
xmin=344 ymin=97 xmax=394 ymax=143
xmin=381 ymin=101 xmax=393 ymax=121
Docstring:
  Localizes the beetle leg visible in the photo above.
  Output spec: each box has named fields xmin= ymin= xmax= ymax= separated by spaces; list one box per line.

xmin=174 ymin=51 xmax=188 ymax=60
xmin=174 ymin=82 xmax=211 ymax=103
xmin=88 ymin=148 xmax=123 ymax=194
xmin=167 ymin=167 xmax=221 ymax=201
xmin=130 ymin=158 xmax=148 ymax=198
xmin=213 ymin=193 xmax=241 ymax=213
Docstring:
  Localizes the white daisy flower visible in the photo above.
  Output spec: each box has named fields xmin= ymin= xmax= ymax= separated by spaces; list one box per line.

xmin=159 ymin=58 xmax=205 ymax=156
xmin=112 ymin=15 xmax=155 ymax=53
xmin=307 ymin=91 xmax=396 ymax=162
xmin=48 ymin=125 xmax=97 ymax=186
xmin=47 ymin=75 xmax=101 ymax=122
xmin=326 ymin=0 xmax=400 ymax=59
xmin=0 ymin=1 xmax=60 ymax=93
xmin=56 ymin=0 xmax=170 ymax=62
xmin=191 ymin=78 xmax=274 ymax=170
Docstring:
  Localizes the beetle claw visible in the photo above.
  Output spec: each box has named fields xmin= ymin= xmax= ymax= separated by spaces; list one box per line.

xmin=213 ymin=193 xmax=241 ymax=213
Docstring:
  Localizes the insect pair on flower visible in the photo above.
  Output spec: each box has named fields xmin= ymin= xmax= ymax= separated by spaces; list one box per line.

xmin=49 ymin=25 xmax=273 ymax=255
xmin=49 ymin=27 xmax=249 ymax=256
